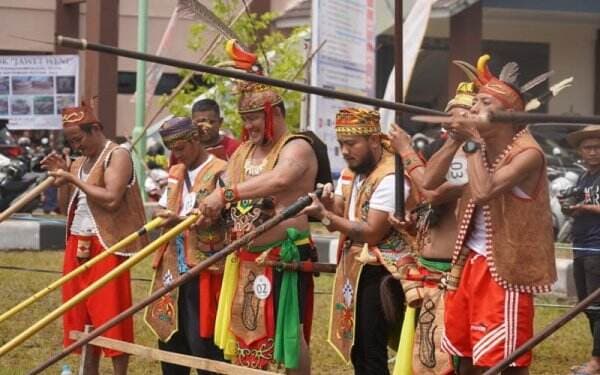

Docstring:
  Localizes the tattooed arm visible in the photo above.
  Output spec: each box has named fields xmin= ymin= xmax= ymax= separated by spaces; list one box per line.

xmin=305 ymin=200 xmax=391 ymax=244
xmin=234 ymin=139 xmax=318 ymax=199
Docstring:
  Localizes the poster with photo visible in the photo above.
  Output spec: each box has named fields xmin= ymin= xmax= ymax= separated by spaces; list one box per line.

xmin=0 ymin=55 xmax=79 ymax=130
xmin=310 ymin=0 xmax=375 ymax=176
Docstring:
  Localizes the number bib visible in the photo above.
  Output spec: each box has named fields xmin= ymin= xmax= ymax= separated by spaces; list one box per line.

xmin=253 ymin=274 xmax=272 ymax=300
xmin=181 ymin=192 xmax=196 ymax=216
xmin=447 ymin=155 xmax=468 ymax=185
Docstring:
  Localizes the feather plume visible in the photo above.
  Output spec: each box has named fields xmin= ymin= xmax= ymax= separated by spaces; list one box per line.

xmin=177 ymin=0 xmax=245 ymax=49
xmin=550 ymin=76 xmax=574 ymax=96
xmin=476 ymin=54 xmax=493 ymax=83
xmin=524 ymin=76 xmax=573 ymax=111
xmin=498 ymin=62 xmax=520 ymax=86
xmin=521 ymin=70 xmax=554 ymax=93
xmin=452 ymin=60 xmax=481 ymax=86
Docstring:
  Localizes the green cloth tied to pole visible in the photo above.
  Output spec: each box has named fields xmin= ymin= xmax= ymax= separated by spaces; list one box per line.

xmin=274 ymin=227 xmax=303 ymax=369
xmin=418 ymin=256 xmax=452 ymax=273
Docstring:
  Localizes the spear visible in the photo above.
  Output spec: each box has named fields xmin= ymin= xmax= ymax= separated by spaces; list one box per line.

xmin=55 ymin=35 xmax=444 ymax=117
xmin=54 ymin=35 xmax=600 ymax=125
xmin=412 ymin=112 xmax=600 ymax=126
xmin=483 ymin=286 xmax=600 ymax=375
xmin=393 ymin=0 xmax=405 ymax=218
xmin=28 ymin=188 xmax=322 ymax=374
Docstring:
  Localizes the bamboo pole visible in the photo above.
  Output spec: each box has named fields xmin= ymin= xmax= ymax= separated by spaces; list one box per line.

xmin=0 ymin=215 xmax=197 ymax=358
xmin=0 ymin=176 xmax=55 ymax=224
xmin=0 ymin=217 xmax=165 ymax=325
xmin=29 ymin=188 xmax=321 ymax=374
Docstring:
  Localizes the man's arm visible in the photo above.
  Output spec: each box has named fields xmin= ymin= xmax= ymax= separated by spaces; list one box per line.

xmin=69 ymin=148 xmax=134 ymax=211
xmin=421 ymin=181 xmax=464 ymax=206
xmin=323 ymin=207 xmax=392 ymax=244
xmin=578 ymin=205 xmax=600 ymax=214
xmin=235 ymin=139 xmax=317 ymax=199
xmin=330 ymin=195 xmax=345 ymax=217
xmin=306 ymin=175 xmax=397 ymax=244
xmin=197 ymin=139 xmax=317 ymax=221
xmin=422 ymin=137 xmax=462 ymax=190
xmin=466 ymin=148 xmax=543 ymax=204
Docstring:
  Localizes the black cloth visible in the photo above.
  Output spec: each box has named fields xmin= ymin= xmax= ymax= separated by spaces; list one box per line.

xmin=158 ymin=274 xmax=224 ymax=375
xmin=572 ymin=170 xmax=600 ymax=258
xmin=573 ymin=255 xmax=600 ymax=357
xmin=350 ymin=265 xmax=401 ymax=375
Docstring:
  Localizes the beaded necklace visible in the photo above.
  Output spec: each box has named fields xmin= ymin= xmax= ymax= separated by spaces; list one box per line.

xmin=480 ymin=128 xmax=528 ymax=172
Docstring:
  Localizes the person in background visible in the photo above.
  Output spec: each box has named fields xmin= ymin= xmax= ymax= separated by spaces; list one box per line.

xmin=564 ymin=125 xmax=600 ymax=375
xmin=191 ymin=99 xmax=240 ymax=161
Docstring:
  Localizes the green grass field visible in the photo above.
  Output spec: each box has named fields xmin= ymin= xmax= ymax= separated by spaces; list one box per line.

xmin=0 ymin=250 xmax=590 ymax=374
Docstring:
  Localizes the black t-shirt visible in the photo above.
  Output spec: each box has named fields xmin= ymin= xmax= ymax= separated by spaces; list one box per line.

xmin=572 ymin=170 xmax=600 ymax=257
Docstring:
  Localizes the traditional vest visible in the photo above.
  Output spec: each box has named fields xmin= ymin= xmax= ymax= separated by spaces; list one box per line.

xmin=454 ymin=130 xmax=556 ymax=293
xmin=330 ymin=149 xmax=419 ymax=363
xmin=218 ymin=133 xmax=314 ymax=370
xmin=224 ymin=133 xmax=310 ymax=238
xmin=156 ymin=157 xmax=227 ymax=266
xmin=146 ymin=156 xmax=227 ymax=342
xmin=339 ymin=149 xmax=419 ymax=252
xmin=64 ymin=141 xmax=147 ymax=255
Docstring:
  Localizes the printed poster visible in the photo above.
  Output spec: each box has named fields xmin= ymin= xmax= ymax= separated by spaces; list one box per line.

xmin=0 ymin=55 xmax=79 ymax=130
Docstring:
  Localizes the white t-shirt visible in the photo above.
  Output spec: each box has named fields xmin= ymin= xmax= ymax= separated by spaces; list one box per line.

xmin=465 ymin=186 xmax=531 ymax=256
xmin=159 ymin=155 xmax=214 ymax=216
xmin=335 ymin=173 xmax=410 ymax=221
xmin=71 ymin=169 xmax=97 ymax=236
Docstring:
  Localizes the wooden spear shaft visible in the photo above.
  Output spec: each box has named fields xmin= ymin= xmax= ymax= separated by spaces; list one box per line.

xmin=28 ymin=188 xmax=321 ymax=374
xmin=394 ymin=0 xmax=405 ymax=218
xmin=0 ymin=176 xmax=55 ymax=224
xmin=55 ymin=35 xmax=445 ymax=117
xmin=261 ymin=260 xmax=337 ymax=273
xmin=0 ymin=215 xmax=197 ymax=358
xmin=0 ymin=217 xmax=165 ymax=325
xmin=483 ymin=285 xmax=600 ymax=375
xmin=489 ymin=111 xmax=600 ymax=124
xmin=55 ymin=35 xmax=600 ymax=125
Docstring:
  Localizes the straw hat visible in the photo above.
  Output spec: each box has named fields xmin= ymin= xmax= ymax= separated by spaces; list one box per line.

xmin=566 ymin=125 xmax=600 ymax=147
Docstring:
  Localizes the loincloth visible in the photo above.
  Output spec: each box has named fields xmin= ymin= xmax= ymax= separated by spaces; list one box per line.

xmin=413 ymin=257 xmax=454 ymax=375
xmin=228 ymin=229 xmax=315 ymax=370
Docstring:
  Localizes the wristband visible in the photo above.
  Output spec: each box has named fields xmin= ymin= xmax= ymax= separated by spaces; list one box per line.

xmin=220 ymin=185 xmax=239 ymax=204
xmin=400 ymin=150 xmax=425 ymax=173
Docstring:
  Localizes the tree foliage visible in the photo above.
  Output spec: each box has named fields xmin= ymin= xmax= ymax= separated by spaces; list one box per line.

xmin=166 ymin=0 xmax=307 ymax=136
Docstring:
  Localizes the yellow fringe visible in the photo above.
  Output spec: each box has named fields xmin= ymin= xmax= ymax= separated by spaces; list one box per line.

xmin=214 ymin=253 xmax=239 ymax=360
xmin=393 ymin=306 xmax=416 ymax=375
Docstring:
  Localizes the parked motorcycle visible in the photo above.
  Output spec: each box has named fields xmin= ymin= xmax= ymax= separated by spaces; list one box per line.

xmin=0 ymin=157 xmax=46 ymax=212
xmin=0 ymin=124 xmax=46 ymax=213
